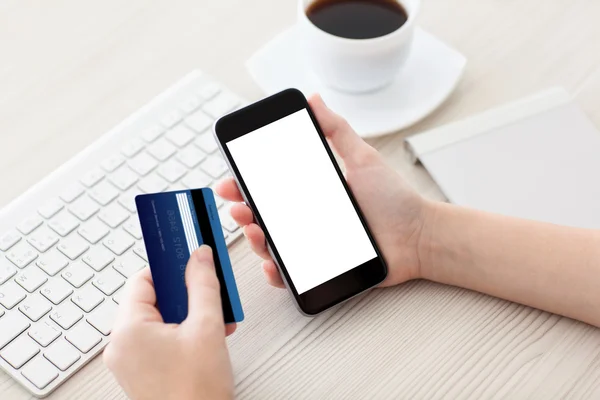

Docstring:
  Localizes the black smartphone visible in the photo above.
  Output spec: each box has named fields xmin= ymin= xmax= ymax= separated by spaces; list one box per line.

xmin=213 ymin=89 xmax=387 ymax=315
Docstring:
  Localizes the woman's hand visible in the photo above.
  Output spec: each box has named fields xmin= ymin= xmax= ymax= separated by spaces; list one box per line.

xmin=216 ymin=94 xmax=433 ymax=289
xmin=105 ymin=246 xmax=235 ymax=400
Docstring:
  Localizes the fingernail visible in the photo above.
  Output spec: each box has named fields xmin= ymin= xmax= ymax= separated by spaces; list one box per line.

xmin=194 ymin=245 xmax=213 ymax=264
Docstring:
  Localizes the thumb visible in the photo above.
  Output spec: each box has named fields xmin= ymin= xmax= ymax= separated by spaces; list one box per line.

xmin=184 ymin=245 xmax=224 ymax=327
xmin=308 ymin=94 xmax=376 ymax=166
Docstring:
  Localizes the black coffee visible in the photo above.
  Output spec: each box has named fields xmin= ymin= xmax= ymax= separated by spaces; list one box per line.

xmin=306 ymin=0 xmax=408 ymax=40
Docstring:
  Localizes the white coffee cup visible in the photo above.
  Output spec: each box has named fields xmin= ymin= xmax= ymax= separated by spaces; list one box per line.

xmin=298 ymin=0 xmax=419 ymax=93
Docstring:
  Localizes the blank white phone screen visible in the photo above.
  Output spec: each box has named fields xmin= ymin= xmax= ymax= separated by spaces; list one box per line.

xmin=226 ymin=109 xmax=377 ymax=294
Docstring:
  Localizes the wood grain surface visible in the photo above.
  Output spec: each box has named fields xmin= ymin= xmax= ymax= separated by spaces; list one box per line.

xmin=1 ymin=0 xmax=600 ymax=398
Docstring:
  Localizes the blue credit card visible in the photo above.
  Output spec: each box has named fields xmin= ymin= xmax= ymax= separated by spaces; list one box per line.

xmin=135 ymin=188 xmax=243 ymax=324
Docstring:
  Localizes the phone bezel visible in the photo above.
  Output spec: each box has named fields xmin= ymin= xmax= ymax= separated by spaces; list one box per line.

xmin=213 ymin=89 xmax=387 ymax=315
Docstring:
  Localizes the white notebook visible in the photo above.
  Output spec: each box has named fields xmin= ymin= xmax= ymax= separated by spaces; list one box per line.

xmin=405 ymin=88 xmax=600 ymax=230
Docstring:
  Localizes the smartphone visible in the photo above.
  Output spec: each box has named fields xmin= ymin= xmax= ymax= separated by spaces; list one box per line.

xmin=213 ymin=89 xmax=387 ymax=315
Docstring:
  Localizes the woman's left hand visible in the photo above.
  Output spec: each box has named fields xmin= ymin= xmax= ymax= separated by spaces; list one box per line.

xmin=104 ymin=245 xmax=236 ymax=400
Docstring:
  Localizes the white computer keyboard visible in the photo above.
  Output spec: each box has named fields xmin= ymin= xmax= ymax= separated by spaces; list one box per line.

xmin=0 ymin=70 xmax=244 ymax=397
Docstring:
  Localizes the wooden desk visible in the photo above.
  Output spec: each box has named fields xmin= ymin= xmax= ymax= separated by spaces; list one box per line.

xmin=1 ymin=0 xmax=600 ymax=398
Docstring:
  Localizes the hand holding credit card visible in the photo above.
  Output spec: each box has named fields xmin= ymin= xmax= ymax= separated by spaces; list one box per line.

xmin=135 ymin=188 xmax=244 ymax=324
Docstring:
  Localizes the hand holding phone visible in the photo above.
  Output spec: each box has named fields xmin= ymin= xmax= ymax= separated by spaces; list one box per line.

xmin=217 ymin=94 xmax=428 ymax=296
xmin=216 ymin=91 xmax=420 ymax=314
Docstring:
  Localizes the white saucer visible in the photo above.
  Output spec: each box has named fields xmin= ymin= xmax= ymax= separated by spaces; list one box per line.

xmin=246 ymin=25 xmax=467 ymax=138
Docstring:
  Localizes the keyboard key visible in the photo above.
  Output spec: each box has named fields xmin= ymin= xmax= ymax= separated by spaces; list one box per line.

xmin=78 ymin=218 xmax=110 ymax=244
xmin=198 ymin=82 xmax=221 ymax=100
xmin=203 ymin=91 xmax=239 ymax=119
xmin=201 ymin=155 xmax=229 ymax=178
xmin=21 ymin=356 xmax=59 ymax=389
xmin=185 ymin=109 xmax=213 ymax=133
xmin=118 ymin=187 xmax=142 ymax=213
xmin=1 ymin=335 xmax=40 ymax=368
xmin=138 ymin=174 xmax=169 ymax=193
xmin=48 ymin=211 xmax=80 ymax=237
xmin=60 ymin=183 xmax=85 ymax=203
xmin=0 ymin=280 xmax=26 ymax=309
xmin=88 ymin=180 xmax=119 ymax=206
xmin=157 ymin=159 xmax=187 ymax=183
xmin=50 ymin=301 xmax=82 ymax=329
xmin=36 ymin=250 xmax=69 ymax=276
xmin=120 ymin=138 xmax=145 ymax=157
xmin=128 ymin=152 xmax=158 ymax=176
xmin=114 ymin=252 xmax=146 ymax=278
xmin=181 ymin=170 xmax=212 ymax=189
xmin=19 ymin=293 xmax=52 ymax=321
xmin=122 ymin=219 xmax=142 ymax=240
xmin=194 ymin=132 xmax=219 ymax=154
xmin=133 ymin=243 xmax=148 ymax=262
xmin=61 ymin=262 xmax=94 ymax=288
xmin=147 ymin=138 xmax=177 ymax=161
xmin=160 ymin=109 xmax=184 ymax=129
xmin=15 ymin=266 xmax=48 ymax=293
xmin=17 ymin=215 xmax=44 ymax=235
xmin=0 ymin=230 xmax=21 ymax=251
xmin=80 ymin=168 xmax=105 ymax=188
xmin=0 ymin=312 xmax=30 ymax=348
xmin=103 ymin=231 xmax=135 ymax=256
xmin=27 ymin=226 xmax=59 ymax=252
xmin=109 ymin=166 xmax=139 ymax=191
xmin=219 ymin=207 xmax=239 ymax=233
xmin=44 ymin=339 xmax=80 ymax=371
xmin=93 ymin=268 xmax=125 ymax=296
xmin=98 ymin=203 xmax=130 ymax=229
xmin=169 ymin=182 xmax=187 ymax=192
xmin=180 ymin=95 xmax=203 ymax=114
xmin=68 ymin=195 xmax=100 ymax=221
xmin=87 ymin=300 xmax=118 ymax=336
xmin=81 ymin=247 xmax=114 ymax=272
xmin=72 ymin=284 xmax=104 ymax=312
xmin=41 ymin=279 xmax=73 ymax=305
xmin=112 ymin=289 xmax=123 ymax=305
xmin=37 ymin=199 xmax=64 ymax=219
xmin=176 ymin=146 xmax=206 ymax=168
xmin=66 ymin=322 xmax=101 ymax=353
xmin=166 ymin=124 xmax=195 ymax=147
xmin=57 ymin=235 xmax=89 ymax=260
xmin=0 ymin=260 xmax=17 ymax=285
xmin=141 ymin=125 xmax=165 ymax=143
xmin=100 ymin=154 xmax=125 ymax=172
xmin=29 ymin=320 xmax=61 ymax=347
xmin=6 ymin=242 xmax=38 ymax=268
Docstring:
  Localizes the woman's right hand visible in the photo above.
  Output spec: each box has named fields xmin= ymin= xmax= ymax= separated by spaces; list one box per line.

xmin=216 ymin=94 xmax=435 ymax=289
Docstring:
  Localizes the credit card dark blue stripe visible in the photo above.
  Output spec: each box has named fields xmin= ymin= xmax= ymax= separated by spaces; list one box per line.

xmin=191 ymin=189 xmax=243 ymax=323
xmin=135 ymin=188 xmax=244 ymax=324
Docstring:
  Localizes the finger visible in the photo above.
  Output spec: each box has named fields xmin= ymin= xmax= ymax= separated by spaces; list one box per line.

xmin=230 ymin=203 xmax=254 ymax=227
xmin=243 ymin=224 xmax=271 ymax=260
xmin=216 ymin=177 xmax=244 ymax=202
xmin=113 ymin=268 xmax=162 ymax=326
xmin=308 ymin=94 xmax=373 ymax=164
xmin=225 ymin=323 xmax=237 ymax=336
xmin=122 ymin=268 xmax=156 ymax=308
xmin=263 ymin=260 xmax=286 ymax=289
xmin=184 ymin=246 xmax=225 ymax=327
